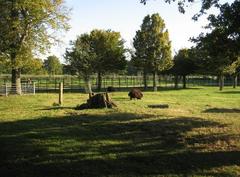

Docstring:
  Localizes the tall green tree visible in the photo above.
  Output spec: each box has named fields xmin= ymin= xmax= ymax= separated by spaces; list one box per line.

xmin=133 ymin=13 xmax=173 ymax=91
xmin=170 ymin=49 xmax=197 ymax=89
xmin=65 ymin=34 xmax=96 ymax=94
xmin=0 ymin=0 xmax=69 ymax=94
xmin=132 ymin=15 xmax=151 ymax=90
xmin=90 ymin=30 xmax=127 ymax=91
xmin=193 ymin=29 xmax=236 ymax=90
xmin=44 ymin=56 xmax=63 ymax=75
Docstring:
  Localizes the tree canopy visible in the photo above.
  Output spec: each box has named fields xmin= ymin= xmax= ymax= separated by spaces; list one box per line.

xmin=44 ymin=56 xmax=63 ymax=75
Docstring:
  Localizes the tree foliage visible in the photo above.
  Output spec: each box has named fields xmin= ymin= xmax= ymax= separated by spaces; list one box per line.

xmin=44 ymin=56 xmax=63 ymax=75
xmin=65 ymin=34 xmax=95 ymax=79
xmin=140 ymin=0 xmax=223 ymax=20
xmin=207 ymin=0 xmax=240 ymax=57
xmin=22 ymin=58 xmax=46 ymax=75
xmin=169 ymin=48 xmax=197 ymax=88
xmin=172 ymin=49 xmax=196 ymax=75
xmin=0 ymin=0 xmax=69 ymax=94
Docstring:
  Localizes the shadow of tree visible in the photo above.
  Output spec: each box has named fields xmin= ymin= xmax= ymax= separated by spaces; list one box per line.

xmin=37 ymin=106 xmax=75 ymax=111
xmin=219 ymin=91 xmax=240 ymax=94
xmin=204 ymin=108 xmax=240 ymax=113
xmin=0 ymin=113 xmax=239 ymax=177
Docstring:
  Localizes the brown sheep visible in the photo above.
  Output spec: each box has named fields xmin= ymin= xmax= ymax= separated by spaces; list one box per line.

xmin=128 ymin=88 xmax=143 ymax=100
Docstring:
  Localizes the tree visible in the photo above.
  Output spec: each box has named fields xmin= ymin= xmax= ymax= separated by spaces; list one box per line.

xmin=224 ymin=58 xmax=240 ymax=88
xmin=65 ymin=34 xmax=96 ymax=94
xmin=170 ymin=49 xmax=197 ymax=89
xmin=65 ymin=30 xmax=127 ymax=93
xmin=126 ymin=60 xmax=138 ymax=75
xmin=44 ymin=56 xmax=63 ymax=75
xmin=0 ymin=0 xmax=69 ymax=94
xmin=132 ymin=15 xmax=151 ymax=90
xmin=192 ymin=0 xmax=240 ymax=90
xmin=90 ymin=30 xmax=127 ymax=91
xmin=193 ymin=29 xmax=236 ymax=90
xmin=62 ymin=64 xmax=76 ymax=75
xmin=133 ymin=13 xmax=173 ymax=91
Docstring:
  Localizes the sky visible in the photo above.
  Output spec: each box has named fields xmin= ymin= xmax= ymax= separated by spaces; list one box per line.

xmin=50 ymin=0 xmax=219 ymax=62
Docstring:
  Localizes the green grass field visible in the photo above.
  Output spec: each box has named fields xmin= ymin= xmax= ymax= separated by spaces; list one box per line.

xmin=0 ymin=87 xmax=240 ymax=177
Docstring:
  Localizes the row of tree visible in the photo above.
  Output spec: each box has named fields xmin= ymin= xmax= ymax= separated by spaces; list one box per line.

xmin=0 ymin=0 xmax=239 ymax=94
xmin=0 ymin=55 xmax=63 ymax=75
xmin=137 ymin=1 xmax=240 ymax=91
xmin=64 ymin=14 xmax=174 ymax=93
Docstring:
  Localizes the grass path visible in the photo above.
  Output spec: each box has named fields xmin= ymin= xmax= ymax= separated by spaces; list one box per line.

xmin=0 ymin=87 xmax=240 ymax=177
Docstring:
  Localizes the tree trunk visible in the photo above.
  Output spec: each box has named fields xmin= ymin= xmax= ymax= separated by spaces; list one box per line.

xmin=11 ymin=68 xmax=22 ymax=95
xmin=153 ymin=70 xmax=158 ymax=92
xmin=143 ymin=69 xmax=148 ymax=90
xmin=219 ymin=74 xmax=224 ymax=91
xmin=84 ymin=76 xmax=92 ymax=94
xmin=183 ymin=75 xmax=187 ymax=89
xmin=233 ymin=75 xmax=237 ymax=89
xmin=174 ymin=75 xmax=179 ymax=89
xmin=97 ymin=72 xmax=102 ymax=91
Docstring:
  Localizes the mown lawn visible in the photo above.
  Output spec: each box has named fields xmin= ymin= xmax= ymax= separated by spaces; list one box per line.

xmin=0 ymin=87 xmax=240 ymax=177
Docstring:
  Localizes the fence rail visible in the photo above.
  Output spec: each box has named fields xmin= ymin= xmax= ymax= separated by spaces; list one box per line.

xmin=0 ymin=83 xmax=35 ymax=96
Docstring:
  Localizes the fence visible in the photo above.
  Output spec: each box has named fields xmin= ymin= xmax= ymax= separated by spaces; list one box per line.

xmin=0 ymin=83 xmax=35 ymax=96
xmin=0 ymin=74 xmax=239 ymax=94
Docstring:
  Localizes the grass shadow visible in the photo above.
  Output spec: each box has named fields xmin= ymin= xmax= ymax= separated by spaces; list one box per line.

xmin=37 ymin=106 xmax=75 ymax=111
xmin=204 ymin=108 xmax=240 ymax=113
xmin=219 ymin=91 xmax=240 ymax=94
xmin=0 ymin=112 xmax=238 ymax=177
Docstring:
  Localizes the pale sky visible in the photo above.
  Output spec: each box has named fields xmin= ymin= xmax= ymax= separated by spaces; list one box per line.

xmin=50 ymin=0 xmax=222 ymax=62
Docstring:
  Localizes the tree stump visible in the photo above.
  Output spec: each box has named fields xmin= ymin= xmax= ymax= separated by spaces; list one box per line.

xmin=76 ymin=92 xmax=117 ymax=110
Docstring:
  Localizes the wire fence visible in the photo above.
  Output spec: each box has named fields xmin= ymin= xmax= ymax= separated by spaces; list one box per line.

xmin=0 ymin=74 xmax=239 ymax=94
xmin=0 ymin=83 xmax=35 ymax=96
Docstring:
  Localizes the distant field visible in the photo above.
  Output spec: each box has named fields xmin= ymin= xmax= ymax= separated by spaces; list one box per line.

xmin=0 ymin=87 xmax=240 ymax=177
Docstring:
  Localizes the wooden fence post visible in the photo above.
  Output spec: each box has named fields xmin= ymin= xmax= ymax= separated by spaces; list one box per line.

xmin=33 ymin=82 xmax=36 ymax=95
xmin=59 ymin=82 xmax=63 ymax=105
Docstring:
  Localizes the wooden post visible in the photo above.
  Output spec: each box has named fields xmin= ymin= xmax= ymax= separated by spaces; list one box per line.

xmin=33 ymin=82 xmax=36 ymax=95
xmin=59 ymin=82 xmax=63 ymax=105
